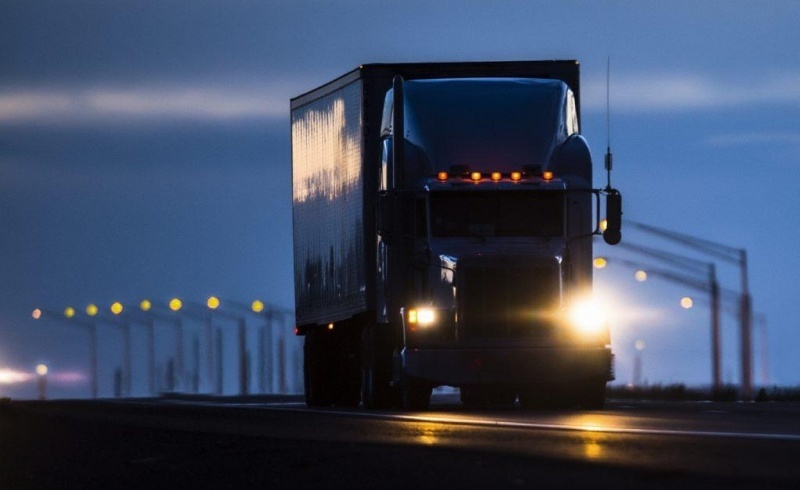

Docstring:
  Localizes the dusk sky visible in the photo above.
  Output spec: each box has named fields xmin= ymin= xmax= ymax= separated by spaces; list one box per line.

xmin=2 ymin=1 xmax=799 ymax=398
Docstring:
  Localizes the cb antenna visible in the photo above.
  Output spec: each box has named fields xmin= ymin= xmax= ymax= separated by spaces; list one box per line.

xmin=604 ymin=56 xmax=613 ymax=191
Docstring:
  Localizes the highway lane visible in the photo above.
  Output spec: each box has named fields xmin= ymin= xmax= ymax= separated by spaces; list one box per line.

xmin=178 ymin=394 xmax=800 ymax=482
xmin=3 ymin=395 xmax=800 ymax=488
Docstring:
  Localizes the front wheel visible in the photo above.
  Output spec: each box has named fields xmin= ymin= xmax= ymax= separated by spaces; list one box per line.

xmin=576 ymin=379 xmax=606 ymax=410
xmin=401 ymin=376 xmax=432 ymax=411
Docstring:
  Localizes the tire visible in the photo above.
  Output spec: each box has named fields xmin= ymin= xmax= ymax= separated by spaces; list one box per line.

xmin=401 ymin=376 xmax=432 ymax=411
xmin=518 ymin=380 xmax=607 ymax=410
xmin=303 ymin=331 xmax=334 ymax=407
xmin=303 ymin=327 xmax=361 ymax=408
xmin=576 ymin=379 xmax=606 ymax=410
xmin=361 ymin=324 xmax=394 ymax=409
xmin=518 ymin=384 xmax=570 ymax=410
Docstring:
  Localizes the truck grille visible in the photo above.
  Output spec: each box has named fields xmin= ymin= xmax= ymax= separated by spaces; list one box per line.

xmin=456 ymin=259 xmax=560 ymax=340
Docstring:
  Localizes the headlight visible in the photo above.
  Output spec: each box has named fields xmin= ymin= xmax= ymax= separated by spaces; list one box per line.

xmin=402 ymin=306 xmax=455 ymax=343
xmin=568 ymin=297 xmax=608 ymax=334
xmin=407 ymin=307 xmax=437 ymax=327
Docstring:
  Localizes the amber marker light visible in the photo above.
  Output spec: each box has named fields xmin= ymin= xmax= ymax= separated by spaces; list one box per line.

xmin=437 ymin=171 xmax=448 ymax=181
xmin=510 ymin=171 xmax=522 ymax=182
xmin=491 ymin=172 xmax=502 ymax=181
xmin=252 ymin=300 xmax=265 ymax=313
xmin=542 ymin=170 xmax=554 ymax=181
xmin=470 ymin=172 xmax=482 ymax=181
xmin=86 ymin=304 xmax=98 ymax=317
xmin=169 ymin=298 xmax=182 ymax=311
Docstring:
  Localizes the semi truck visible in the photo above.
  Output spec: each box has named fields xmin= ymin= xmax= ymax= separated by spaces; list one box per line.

xmin=290 ymin=61 xmax=622 ymax=410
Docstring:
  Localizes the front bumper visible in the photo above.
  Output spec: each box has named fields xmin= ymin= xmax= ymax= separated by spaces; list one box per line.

xmin=401 ymin=346 xmax=614 ymax=386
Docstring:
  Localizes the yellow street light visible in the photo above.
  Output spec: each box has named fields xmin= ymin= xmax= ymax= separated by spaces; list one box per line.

xmin=207 ymin=296 xmax=220 ymax=310
xmin=593 ymin=257 xmax=608 ymax=269
xmin=86 ymin=304 xmax=98 ymax=317
xmin=110 ymin=302 xmax=123 ymax=315
xmin=634 ymin=339 xmax=646 ymax=351
xmin=251 ymin=300 xmax=265 ymax=313
xmin=680 ymin=297 xmax=693 ymax=309
xmin=36 ymin=364 xmax=48 ymax=376
xmin=140 ymin=299 xmax=152 ymax=312
xmin=32 ymin=309 xmax=42 ymax=320
xmin=64 ymin=307 xmax=76 ymax=318
xmin=600 ymin=219 xmax=608 ymax=231
xmin=169 ymin=298 xmax=182 ymax=311
xmin=634 ymin=270 xmax=648 ymax=282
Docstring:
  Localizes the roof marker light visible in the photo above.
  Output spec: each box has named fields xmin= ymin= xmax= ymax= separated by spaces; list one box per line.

xmin=491 ymin=172 xmax=502 ymax=181
xmin=470 ymin=172 xmax=482 ymax=182
xmin=437 ymin=171 xmax=448 ymax=181
xmin=510 ymin=171 xmax=522 ymax=182
xmin=543 ymin=171 xmax=554 ymax=181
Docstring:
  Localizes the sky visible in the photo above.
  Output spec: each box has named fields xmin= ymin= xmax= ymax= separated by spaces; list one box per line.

xmin=1 ymin=0 xmax=799 ymax=398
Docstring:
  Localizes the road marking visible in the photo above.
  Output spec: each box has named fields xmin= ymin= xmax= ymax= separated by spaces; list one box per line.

xmin=280 ymin=407 xmax=800 ymax=442
xmin=153 ymin=399 xmax=800 ymax=442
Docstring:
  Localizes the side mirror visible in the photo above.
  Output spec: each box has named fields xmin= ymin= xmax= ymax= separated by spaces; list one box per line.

xmin=603 ymin=191 xmax=622 ymax=245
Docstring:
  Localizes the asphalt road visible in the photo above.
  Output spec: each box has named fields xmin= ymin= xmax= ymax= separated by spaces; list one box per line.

xmin=2 ymin=395 xmax=799 ymax=489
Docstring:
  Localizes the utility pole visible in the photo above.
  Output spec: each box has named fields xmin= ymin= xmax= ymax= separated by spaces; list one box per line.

xmin=33 ymin=308 xmax=97 ymax=398
xmin=628 ymin=221 xmax=753 ymax=400
xmin=608 ymin=241 xmax=730 ymax=392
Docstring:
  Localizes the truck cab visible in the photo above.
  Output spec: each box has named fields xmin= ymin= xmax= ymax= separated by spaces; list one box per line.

xmin=378 ymin=77 xmax=612 ymax=409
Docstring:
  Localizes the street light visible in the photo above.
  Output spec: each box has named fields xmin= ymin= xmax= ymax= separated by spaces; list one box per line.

xmin=111 ymin=302 xmax=123 ymax=315
xmin=627 ymin=220 xmax=754 ymax=399
xmin=221 ymin=298 xmax=293 ymax=394
xmin=201 ymin=296 xmax=249 ymax=396
xmin=170 ymin=298 xmax=216 ymax=394
xmin=84 ymin=303 xmax=132 ymax=397
xmin=36 ymin=364 xmax=48 ymax=400
xmin=633 ymin=340 xmax=645 ymax=388
xmin=597 ymin=249 xmax=734 ymax=392
xmin=109 ymin=302 xmax=132 ymax=397
xmin=135 ymin=298 xmax=183 ymax=393
xmin=32 ymin=307 xmax=97 ymax=398
xmin=154 ymin=297 xmax=188 ymax=392
xmin=111 ymin=299 xmax=159 ymax=396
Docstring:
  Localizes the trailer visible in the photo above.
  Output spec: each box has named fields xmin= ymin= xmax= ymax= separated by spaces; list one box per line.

xmin=291 ymin=61 xmax=622 ymax=409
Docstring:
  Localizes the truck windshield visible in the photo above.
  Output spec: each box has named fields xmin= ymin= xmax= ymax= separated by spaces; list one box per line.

xmin=403 ymin=79 xmax=565 ymax=175
xmin=430 ymin=191 xmax=564 ymax=238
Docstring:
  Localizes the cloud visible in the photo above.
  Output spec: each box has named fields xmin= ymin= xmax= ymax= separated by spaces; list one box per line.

xmin=582 ymin=72 xmax=800 ymax=113
xmin=705 ymin=132 xmax=800 ymax=146
xmin=4 ymin=70 xmax=800 ymax=126
xmin=0 ymin=82 xmax=295 ymax=125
